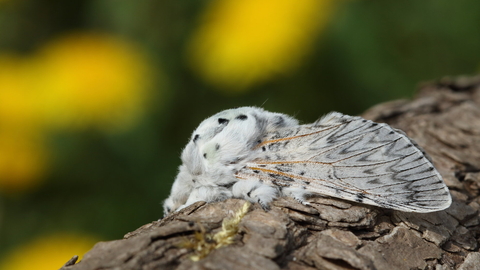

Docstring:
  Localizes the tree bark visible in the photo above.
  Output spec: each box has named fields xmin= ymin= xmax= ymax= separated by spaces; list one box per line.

xmin=61 ymin=75 xmax=480 ymax=270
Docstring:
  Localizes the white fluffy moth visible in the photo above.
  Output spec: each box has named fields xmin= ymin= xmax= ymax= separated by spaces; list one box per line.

xmin=163 ymin=107 xmax=452 ymax=216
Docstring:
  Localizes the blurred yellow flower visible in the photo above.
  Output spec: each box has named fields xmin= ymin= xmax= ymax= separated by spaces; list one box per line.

xmin=0 ymin=54 xmax=49 ymax=194
xmin=35 ymin=33 xmax=155 ymax=132
xmin=0 ymin=233 xmax=97 ymax=270
xmin=0 ymin=54 xmax=42 ymax=130
xmin=187 ymin=0 xmax=336 ymax=91
xmin=0 ymin=131 xmax=48 ymax=194
xmin=0 ymin=32 xmax=157 ymax=193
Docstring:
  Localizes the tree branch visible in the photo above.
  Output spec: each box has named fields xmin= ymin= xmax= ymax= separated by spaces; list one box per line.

xmin=61 ymin=75 xmax=480 ymax=270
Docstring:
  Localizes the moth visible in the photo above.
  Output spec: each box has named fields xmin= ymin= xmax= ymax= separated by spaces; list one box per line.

xmin=163 ymin=107 xmax=452 ymax=216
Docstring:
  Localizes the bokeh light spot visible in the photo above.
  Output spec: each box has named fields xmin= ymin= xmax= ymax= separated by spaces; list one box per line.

xmin=187 ymin=0 xmax=336 ymax=91
xmin=35 ymin=32 xmax=155 ymax=132
xmin=0 ymin=233 xmax=98 ymax=270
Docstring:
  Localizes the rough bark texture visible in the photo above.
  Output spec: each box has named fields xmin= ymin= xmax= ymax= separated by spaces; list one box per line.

xmin=61 ymin=75 xmax=480 ymax=270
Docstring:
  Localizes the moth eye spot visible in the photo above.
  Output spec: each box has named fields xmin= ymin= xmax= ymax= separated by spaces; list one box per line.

xmin=274 ymin=116 xmax=285 ymax=127
xmin=407 ymin=144 xmax=413 ymax=147
xmin=203 ymin=153 xmax=207 ymax=159
xmin=215 ymin=144 xmax=220 ymax=150
xmin=192 ymin=179 xmax=196 ymax=183
xmin=253 ymin=170 xmax=260 ymax=174
xmin=188 ymin=221 xmax=194 ymax=227
xmin=218 ymin=118 xmax=229 ymax=125
xmin=389 ymin=131 xmax=394 ymax=134
xmin=262 ymin=146 xmax=266 ymax=152
xmin=235 ymin=114 xmax=248 ymax=120
xmin=362 ymin=119 xmax=367 ymax=123
xmin=371 ymin=123 xmax=378 ymax=127
xmin=428 ymin=167 xmax=434 ymax=171
xmin=193 ymin=134 xmax=200 ymax=142
xmin=166 ymin=207 xmax=171 ymax=213
xmin=299 ymin=171 xmax=305 ymax=176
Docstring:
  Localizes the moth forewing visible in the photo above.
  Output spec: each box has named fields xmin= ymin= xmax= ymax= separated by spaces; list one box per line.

xmin=236 ymin=113 xmax=452 ymax=213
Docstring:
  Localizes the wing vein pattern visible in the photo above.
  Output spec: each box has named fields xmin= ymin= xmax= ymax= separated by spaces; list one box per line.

xmin=236 ymin=113 xmax=451 ymax=212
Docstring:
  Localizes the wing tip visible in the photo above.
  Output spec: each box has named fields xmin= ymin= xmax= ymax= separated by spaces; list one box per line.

xmin=400 ymin=192 xmax=453 ymax=213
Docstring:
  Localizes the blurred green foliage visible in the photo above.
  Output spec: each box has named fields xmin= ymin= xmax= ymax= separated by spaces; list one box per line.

xmin=0 ymin=0 xmax=479 ymax=265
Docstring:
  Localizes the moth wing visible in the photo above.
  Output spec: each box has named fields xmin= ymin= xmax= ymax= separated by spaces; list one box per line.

xmin=237 ymin=112 xmax=452 ymax=213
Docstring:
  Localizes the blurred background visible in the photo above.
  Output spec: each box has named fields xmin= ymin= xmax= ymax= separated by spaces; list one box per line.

xmin=0 ymin=0 xmax=479 ymax=268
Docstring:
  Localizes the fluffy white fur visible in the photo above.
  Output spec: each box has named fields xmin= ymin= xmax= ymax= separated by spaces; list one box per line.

xmin=163 ymin=107 xmax=298 ymax=215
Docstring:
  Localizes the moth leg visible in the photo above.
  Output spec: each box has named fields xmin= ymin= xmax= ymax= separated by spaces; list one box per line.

xmin=281 ymin=187 xmax=311 ymax=206
xmin=177 ymin=185 xmax=233 ymax=211
xmin=232 ymin=180 xmax=278 ymax=210
xmin=162 ymin=165 xmax=196 ymax=217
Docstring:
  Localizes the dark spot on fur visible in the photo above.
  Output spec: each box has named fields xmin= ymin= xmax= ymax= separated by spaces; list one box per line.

xmin=273 ymin=116 xmax=285 ymax=127
xmin=215 ymin=144 xmax=220 ymax=150
xmin=218 ymin=118 xmax=229 ymax=124
xmin=220 ymin=182 xmax=235 ymax=189
xmin=371 ymin=123 xmax=378 ymax=126
xmin=262 ymin=146 xmax=266 ymax=152
xmin=407 ymin=144 xmax=413 ymax=147
xmin=303 ymin=180 xmax=310 ymax=185
xmin=389 ymin=131 xmax=394 ymax=135
xmin=299 ymin=171 xmax=305 ymax=176
xmin=193 ymin=134 xmax=200 ymax=142
xmin=253 ymin=170 xmax=260 ymax=173
xmin=203 ymin=153 xmax=207 ymax=159
xmin=236 ymin=114 xmax=248 ymax=120
xmin=362 ymin=119 xmax=367 ymax=123
xmin=192 ymin=179 xmax=196 ymax=183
